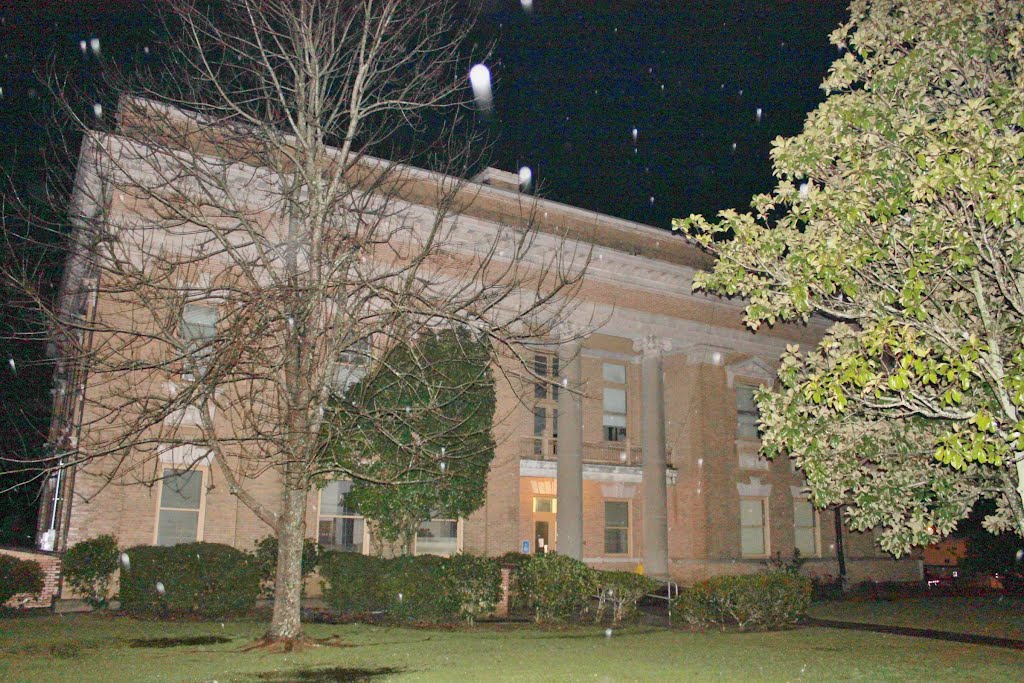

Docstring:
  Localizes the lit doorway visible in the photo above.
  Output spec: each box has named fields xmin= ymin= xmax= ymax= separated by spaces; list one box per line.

xmin=532 ymin=496 xmax=557 ymax=553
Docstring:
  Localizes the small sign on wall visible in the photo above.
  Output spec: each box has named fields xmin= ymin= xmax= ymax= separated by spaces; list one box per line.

xmin=521 ymin=540 xmax=530 ymax=554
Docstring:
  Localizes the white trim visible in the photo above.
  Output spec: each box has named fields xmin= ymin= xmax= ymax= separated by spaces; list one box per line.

xmin=583 ymin=556 xmax=641 ymax=564
xmin=736 ymin=477 xmax=772 ymax=498
xmin=726 ymin=356 xmax=777 ymax=388
xmin=600 ymin=483 xmax=637 ymax=499
xmin=737 ymin=440 xmax=769 ymax=471
xmin=520 ymin=458 xmax=678 ymax=485
xmin=157 ymin=444 xmax=213 ymax=468
xmin=582 ymin=347 xmax=638 ymax=364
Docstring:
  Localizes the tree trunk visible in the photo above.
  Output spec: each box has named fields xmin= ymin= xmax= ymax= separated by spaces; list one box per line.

xmin=268 ymin=484 xmax=308 ymax=641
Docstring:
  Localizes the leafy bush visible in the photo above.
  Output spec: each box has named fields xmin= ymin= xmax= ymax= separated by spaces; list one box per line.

xmin=319 ymin=551 xmax=387 ymax=615
xmin=320 ymin=552 xmax=501 ymax=624
xmin=439 ymin=554 xmax=502 ymax=624
xmin=593 ymin=571 xmax=658 ymax=624
xmin=517 ymin=552 xmax=597 ymax=624
xmin=0 ymin=554 xmax=44 ymax=605
xmin=253 ymin=536 xmax=321 ymax=598
xmin=62 ymin=535 xmax=119 ymax=609
xmin=672 ymin=571 xmax=812 ymax=631
xmin=118 ymin=543 xmax=259 ymax=617
xmin=378 ymin=554 xmax=452 ymax=623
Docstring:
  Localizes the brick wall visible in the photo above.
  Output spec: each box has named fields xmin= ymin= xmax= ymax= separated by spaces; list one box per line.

xmin=1 ymin=547 xmax=61 ymax=610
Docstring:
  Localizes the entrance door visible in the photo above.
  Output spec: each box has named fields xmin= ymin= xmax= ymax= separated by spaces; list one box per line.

xmin=532 ymin=496 xmax=557 ymax=553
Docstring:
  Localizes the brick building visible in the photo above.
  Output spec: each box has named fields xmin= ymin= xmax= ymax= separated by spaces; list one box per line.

xmin=37 ymin=102 xmax=919 ymax=595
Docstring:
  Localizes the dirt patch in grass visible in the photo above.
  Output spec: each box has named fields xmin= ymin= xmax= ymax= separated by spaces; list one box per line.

xmin=255 ymin=666 xmax=405 ymax=682
xmin=128 ymin=635 xmax=232 ymax=648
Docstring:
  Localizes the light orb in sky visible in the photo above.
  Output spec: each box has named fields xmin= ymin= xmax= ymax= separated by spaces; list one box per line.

xmin=518 ymin=166 xmax=532 ymax=192
xmin=469 ymin=64 xmax=493 ymax=112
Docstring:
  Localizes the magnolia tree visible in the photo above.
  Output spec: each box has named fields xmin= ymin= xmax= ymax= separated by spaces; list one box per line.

xmin=325 ymin=326 xmax=495 ymax=555
xmin=678 ymin=0 xmax=1024 ymax=554
xmin=3 ymin=0 xmax=586 ymax=643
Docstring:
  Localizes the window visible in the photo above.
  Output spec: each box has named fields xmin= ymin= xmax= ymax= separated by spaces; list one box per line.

xmin=604 ymin=501 xmax=630 ymax=554
xmin=331 ymin=338 xmax=370 ymax=394
xmin=736 ymin=385 xmax=759 ymax=440
xmin=156 ymin=468 xmax=204 ymax=546
xmin=180 ymin=304 xmax=217 ymax=380
xmin=318 ymin=480 xmax=366 ymax=553
xmin=533 ymin=496 xmax=557 ymax=513
xmin=532 ymin=354 xmax=559 ymax=457
xmin=602 ymin=363 xmax=627 ymax=442
xmin=533 ymin=354 xmax=560 ymax=401
xmin=740 ymin=498 xmax=768 ymax=557
xmin=793 ymin=499 xmax=819 ymax=557
xmin=415 ymin=518 xmax=458 ymax=557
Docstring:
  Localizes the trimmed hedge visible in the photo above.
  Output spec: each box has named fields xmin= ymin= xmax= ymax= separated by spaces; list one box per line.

xmin=320 ymin=551 xmax=502 ymax=624
xmin=672 ymin=571 xmax=812 ymax=631
xmin=0 ymin=554 xmax=44 ymax=605
xmin=253 ymin=536 xmax=321 ymax=598
xmin=438 ymin=553 xmax=502 ymax=625
xmin=62 ymin=535 xmax=119 ymax=609
xmin=379 ymin=554 xmax=451 ymax=623
xmin=517 ymin=552 xmax=597 ymax=624
xmin=319 ymin=551 xmax=388 ymax=615
xmin=594 ymin=571 xmax=658 ymax=624
xmin=119 ymin=543 xmax=259 ymax=617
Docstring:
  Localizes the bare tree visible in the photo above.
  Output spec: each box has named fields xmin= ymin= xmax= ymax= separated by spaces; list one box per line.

xmin=4 ymin=0 xmax=587 ymax=642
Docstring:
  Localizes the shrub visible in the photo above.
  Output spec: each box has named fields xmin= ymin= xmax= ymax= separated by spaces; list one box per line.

xmin=593 ymin=571 xmax=658 ymax=624
xmin=440 ymin=554 xmax=502 ymax=625
xmin=0 ymin=554 xmax=44 ymax=605
xmin=378 ymin=554 xmax=452 ymax=623
xmin=62 ymin=535 xmax=119 ymax=609
xmin=319 ymin=551 xmax=387 ymax=615
xmin=320 ymin=552 xmax=502 ymax=624
xmin=253 ymin=536 xmax=321 ymax=598
xmin=118 ymin=543 xmax=259 ymax=617
xmin=517 ymin=552 xmax=597 ymax=624
xmin=671 ymin=571 xmax=812 ymax=631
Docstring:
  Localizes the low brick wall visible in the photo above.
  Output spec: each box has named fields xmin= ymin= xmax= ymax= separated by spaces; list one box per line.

xmin=1 ymin=546 xmax=62 ymax=610
xmin=494 ymin=566 xmax=511 ymax=618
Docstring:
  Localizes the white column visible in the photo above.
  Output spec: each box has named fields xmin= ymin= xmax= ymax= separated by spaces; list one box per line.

xmin=556 ymin=339 xmax=584 ymax=560
xmin=634 ymin=335 xmax=670 ymax=578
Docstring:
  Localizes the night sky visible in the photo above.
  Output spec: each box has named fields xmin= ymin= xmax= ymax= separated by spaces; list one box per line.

xmin=0 ymin=0 xmax=849 ymax=540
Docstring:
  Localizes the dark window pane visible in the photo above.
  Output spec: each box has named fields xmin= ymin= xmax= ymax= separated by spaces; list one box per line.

xmin=604 ymin=528 xmax=628 ymax=554
xmin=160 ymin=469 xmax=201 ymax=510
xmin=533 ymin=407 xmax=546 ymax=437
xmin=605 ymin=501 xmax=629 ymax=527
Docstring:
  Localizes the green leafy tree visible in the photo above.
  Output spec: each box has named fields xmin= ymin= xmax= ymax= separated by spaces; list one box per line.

xmin=678 ymin=0 xmax=1024 ymax=554
xmin=323 ymin=326 xmax=495 ymax=554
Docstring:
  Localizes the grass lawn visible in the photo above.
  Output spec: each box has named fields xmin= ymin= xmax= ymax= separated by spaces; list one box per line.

xmin=808 ymin=595 xmax=1024 ymax=640
xmin=1 ymin=612 xmax=1023 ymax=682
